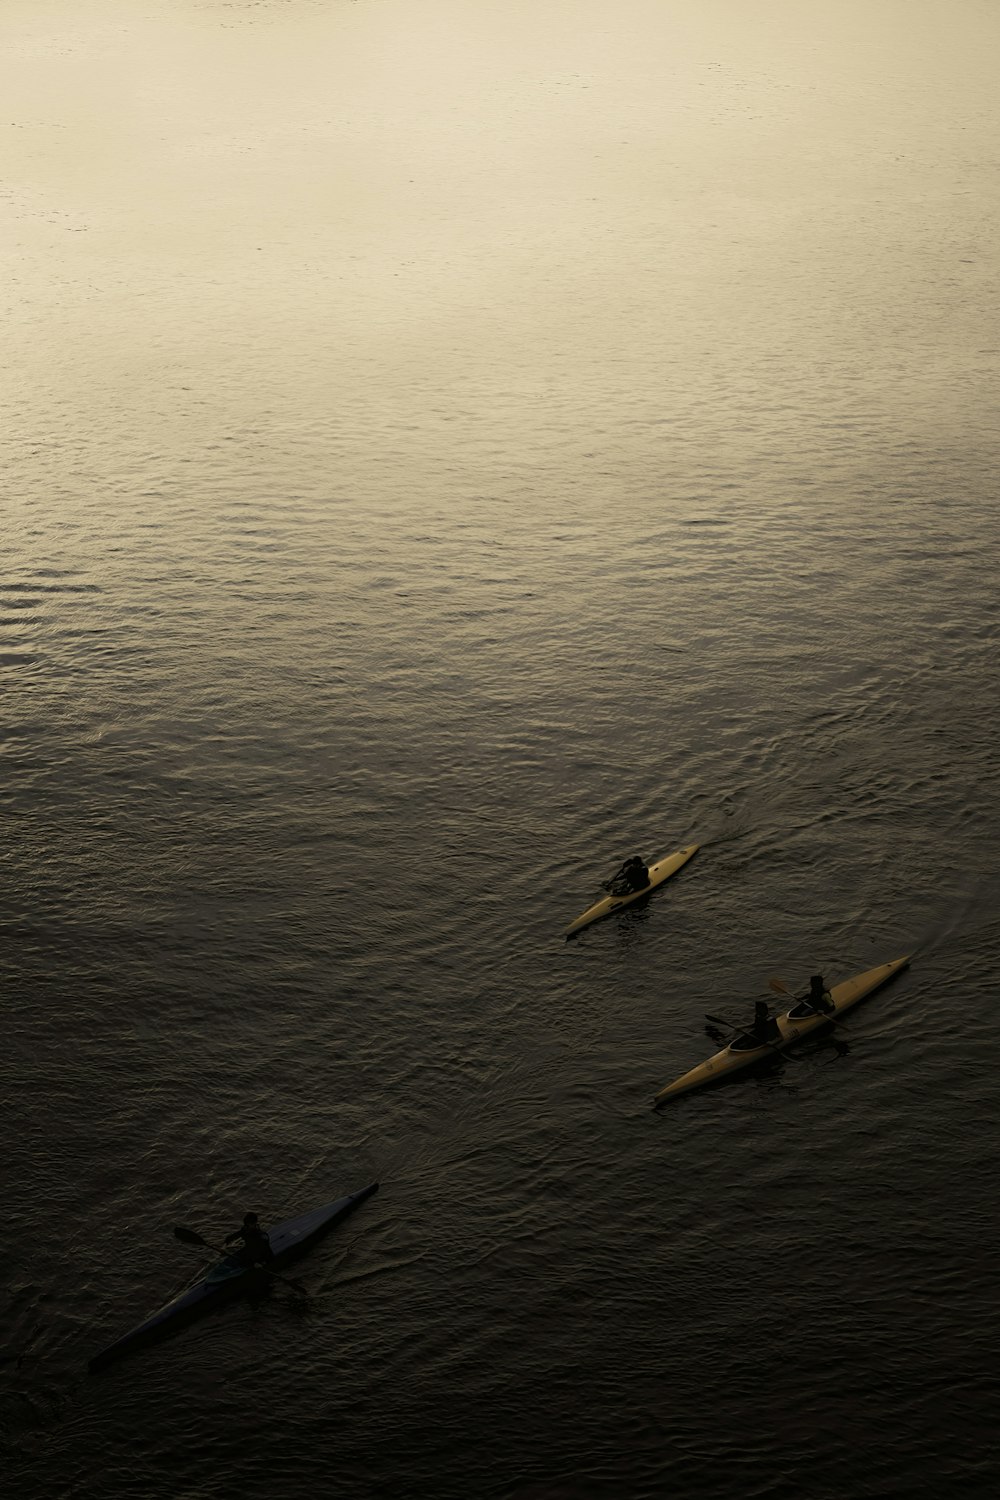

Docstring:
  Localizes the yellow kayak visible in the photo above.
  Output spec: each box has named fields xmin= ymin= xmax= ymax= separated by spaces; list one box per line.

xmin=565 ymin=843 xmax=699 ymax=938
xmin=653 ymin=955 xmax=912 ymax=1105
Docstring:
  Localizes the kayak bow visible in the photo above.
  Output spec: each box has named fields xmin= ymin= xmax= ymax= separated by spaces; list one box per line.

xmin=88 ymin=1181 xmax=379 ymax=1372
xmin=565 ymin=844 xmax=699 ymax=937
xmin=653 ymin=957 xmax=911 ymax=1105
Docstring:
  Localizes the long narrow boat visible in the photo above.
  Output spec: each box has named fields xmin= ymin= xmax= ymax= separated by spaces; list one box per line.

xmin=653 ymin=957 xmax=911 ymax=1105
xmin=88 ymin=1181 xmax=379 ymax=1372
xmin=565 ymin=843 xmax=699 ymax=938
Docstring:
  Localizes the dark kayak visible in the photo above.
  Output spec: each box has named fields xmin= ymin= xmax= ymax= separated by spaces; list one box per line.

xmin=88 ymin=1181 xmax=379 ymax=1372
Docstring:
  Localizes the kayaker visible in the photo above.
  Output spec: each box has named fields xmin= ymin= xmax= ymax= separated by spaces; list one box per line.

xmin=608 ymin=856 xmax=650 ymax=895
xmin=749 ymin=1000 xmax=780 ymax=1046
xmin=224 ymin=1213 xmax=275 ymax=1268
xmin=804 ymin=974 xmax=834 ymax=1015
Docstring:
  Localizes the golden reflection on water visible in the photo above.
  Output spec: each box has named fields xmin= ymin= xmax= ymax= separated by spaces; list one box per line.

xmin=4 ymin=0 xmax=997 ymax=433
xmin=2 ymin=0 xmax=998 ymax=626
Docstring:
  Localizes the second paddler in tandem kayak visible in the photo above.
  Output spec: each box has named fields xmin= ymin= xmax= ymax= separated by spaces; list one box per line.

xmin=800 ymin=974 xmax=835 ymax=1016
xmin=747 ymin=1001 xmax=781 ymax=1047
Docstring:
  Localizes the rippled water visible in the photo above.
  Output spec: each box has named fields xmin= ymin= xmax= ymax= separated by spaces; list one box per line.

xmin=3 ymin=2 xmax=999 ymax=1496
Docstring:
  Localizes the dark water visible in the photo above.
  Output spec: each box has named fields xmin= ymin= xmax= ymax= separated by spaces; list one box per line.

xmin=3 ymin=2 xmax=999 ymax=1496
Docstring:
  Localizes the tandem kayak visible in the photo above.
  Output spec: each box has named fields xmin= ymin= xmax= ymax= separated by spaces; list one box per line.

xmin=88 ymin=1181 xmax=379 ymax=1372
xmin=653 ymin=957 xmax=911 ymax=1105
xmin=565 ymin=843 xmax=699 ymax=938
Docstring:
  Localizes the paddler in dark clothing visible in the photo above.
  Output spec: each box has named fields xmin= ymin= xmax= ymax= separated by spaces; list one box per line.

xmin=748 ymin=1000 xmax=780 ymax=1047
xmin=224 ymin=1212 xmax=275 ymax=1269
xmin=608 ymin=856 xmax=650 ymax=895
xmin=803 ymin=974 xmax=834 ymax=1015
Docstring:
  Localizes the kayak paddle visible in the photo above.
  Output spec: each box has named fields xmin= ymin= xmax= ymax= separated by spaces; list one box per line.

xmin=172 ymin=1226 xmax=308 ymax=1296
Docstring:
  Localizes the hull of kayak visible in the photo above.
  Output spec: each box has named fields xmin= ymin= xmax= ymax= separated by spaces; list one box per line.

xmin=653 ymin=956 xmax=911 ymax=1105
xmin=565 ymin=844 xmax=699 ymax=937
xmin=89 ymin=1181 xmax=379 ymax=1372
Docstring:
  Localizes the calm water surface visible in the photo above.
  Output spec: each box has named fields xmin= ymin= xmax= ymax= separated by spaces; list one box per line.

xmin=3 ymin=2 xmax=999 ymax=1496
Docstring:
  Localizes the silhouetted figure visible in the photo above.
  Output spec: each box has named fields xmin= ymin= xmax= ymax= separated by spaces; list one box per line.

xmin=224 ymin=1213 xmax=275 ymax=1268
xmin=750 ymin=1000 xmax=780 ymax=1046
xmin=805 ymin=974 xmax=834 ymax=1015
xmin=608 ymin=856 xmax=650 ymax=895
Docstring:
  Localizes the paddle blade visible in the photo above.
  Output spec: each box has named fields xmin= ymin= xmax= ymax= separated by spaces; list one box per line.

xmin=768 ymin=977 xmax=793 ymax=997
xmin=173 ymin=1225 xmax=210 ymax=1247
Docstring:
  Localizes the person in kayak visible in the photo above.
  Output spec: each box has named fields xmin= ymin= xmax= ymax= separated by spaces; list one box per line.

xmin=608 ymin=856 xmax=650 ymax=895
xmin=803 ymin=974 xmax=834 ymax=1015
xmin=224 ymin=1213 xmax=275 ymax=1269
xmin=749 ymin=1000 xmax=780 ymax=1046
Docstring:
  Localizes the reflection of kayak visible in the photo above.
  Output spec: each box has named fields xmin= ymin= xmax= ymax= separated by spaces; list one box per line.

xmin=88 ymin=1182 xmax=379 ymax=1372
xmin=565 ymin=843 xmax=699 ymax=938
xmin=653 ymin=956 xmax=911 ymax=1105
